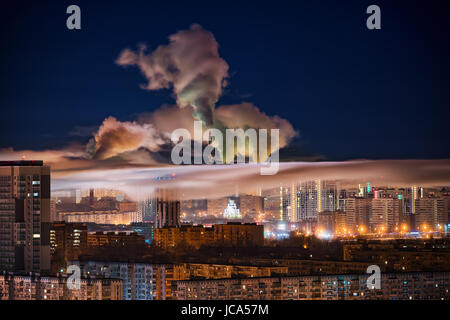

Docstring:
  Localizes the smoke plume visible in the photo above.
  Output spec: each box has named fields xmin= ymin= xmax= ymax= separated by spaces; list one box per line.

xmin=117 ymin=24 xmax=229 ymax=125
xmin=91 ymin=116 xmax=167 ymax=160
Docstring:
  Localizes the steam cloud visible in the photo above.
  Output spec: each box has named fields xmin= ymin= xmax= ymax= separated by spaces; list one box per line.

xmin=117 ymin=24 xmax=229 ymax=125
xmin=106 ymin=25 xmax=298 ymax=161
xmin=1 ymin=25 xmax=307 ymax=182
xmin=91 ymin=117 xmax=167 ymax=160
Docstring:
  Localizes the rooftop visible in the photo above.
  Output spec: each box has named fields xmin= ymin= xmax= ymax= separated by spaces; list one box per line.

xmin=0 ymin=160 xmax=44 ymax=167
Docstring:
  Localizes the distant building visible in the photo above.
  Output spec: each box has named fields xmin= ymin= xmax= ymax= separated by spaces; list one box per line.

xmin=138 ymin=197 xmax=157 ymax=223
xmin=156 ymin=190 xmax=180 ymax=228
xmin=207 ymin=197 xmax=229 ymax=216
xmin=340 ymin=198 xmax=371 ymax=233
xmin=239 ymin=194 xmax=263 ymax=216
xmin=58 ymin=210 xmax=139 ymax=225
xmin=371 ymin=198 xmax=403 ymax=233
xmin=130 ymin=222 xmax=154 ymax=244
xmin=87 ymin=231 xmax=146 ymax=247
xmin=89 ymin=188 xmax=95 ymax=206
xmin=414 ymin=198 xmax=448 ymax=231
xmin=153 ymin=222 xmax=264 ymax=248
xmin=223 ymin=199 xmax=241 ymax=219
xmin=278 ymin=180 xmax=339 ymax=223
xmin=154 ymin=224 xmax=213 ymax=249
xmin=119 ymin=201 xmax=138 ymax=213
xmin=263 ymin=191 xmax=280 ymax=219
xmin=213 ymin=222 xmax=264 ymax=247
xmin=317 ymin=211 xmax=338 ymax=234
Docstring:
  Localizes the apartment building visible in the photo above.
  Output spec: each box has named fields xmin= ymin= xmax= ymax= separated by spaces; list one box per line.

xmin=173 ymin=272 xmax=450 ymax=300
xmin=0 ymin=272 xmax=122 ymax=300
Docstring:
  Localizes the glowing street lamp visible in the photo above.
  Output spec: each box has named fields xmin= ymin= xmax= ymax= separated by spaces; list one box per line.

xmin=358 ymin=226 xmax=366 ymax=234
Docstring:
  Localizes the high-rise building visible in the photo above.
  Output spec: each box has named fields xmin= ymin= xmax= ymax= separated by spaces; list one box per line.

xmin=262 ymin=190 xmax=281 ymax=219
xmin=207 ymin=197 xmax=229 ymax=216
xmin=239 ymin=194 xmax=263 ymax=216
xmin=340 ymin=198 xmax=371 ymax=233
xmin=156 ymin=190 xmax=180 ymax=228
xmin=317 ymin=211 xmax=338 ymax=234
xmin=403 ymin=185 xmax=421 ymax=230
xmin=89 ymin=188 xmax=95 ymax=206
xmin=279 ymin=186 xmax=292 ymax=222
xmin=0 ymin=160 xmax=51 ymax=274
xmin=415 ymin=198 xmax=448 ymax=232
xmin=297 ymin=182 xmax=318 ymax=221
xmin=294 ymin=180 xmax=339 ymax=222
xmin=370 ymin=198 xmax=402 ymax=232
xmin=320 ymin=180 xmax=339 ymax=212
xmin=138 ymin=197 xmax=157 ymax=223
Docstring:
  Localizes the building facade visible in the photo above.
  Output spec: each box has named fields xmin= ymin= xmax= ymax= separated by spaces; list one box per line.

xmin=0 ymin=160 xmax=51 ymax=274
xmin=173 ymin=272 xmax=450 ymax=300
xmin=0 ymin=272 xmax=122 ymax=300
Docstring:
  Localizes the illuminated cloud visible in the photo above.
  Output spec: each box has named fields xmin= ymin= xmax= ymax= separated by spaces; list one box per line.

xmin=215 ymin=102 xmax=298 ymax=149
xmin=91 ymin=116 xmax=167 ymax=160
xmin=6 ymin=24 xmax=444 ymax=197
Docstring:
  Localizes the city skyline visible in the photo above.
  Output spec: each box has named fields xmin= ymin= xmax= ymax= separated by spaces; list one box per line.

xmin=1 ymin=0 xmax=449 ymax=304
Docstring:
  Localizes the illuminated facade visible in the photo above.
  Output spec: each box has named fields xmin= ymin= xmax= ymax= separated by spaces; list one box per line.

xmin=154 ymin=222 xmax=264 ymax=248
xmin=0 ymin=273 xmax=122 ymax=300
xmin=0 ymin=161 xmax=51 ymax=274
xmin=339 ymin=198 xmax=370 ymax=233
xmin=207 ymin=197 xmax=229 ymax=216
xmin=173 ymin=272 xmax=450 ymax=300
xmin=154 ymin=224 xmax=214 ymax=249
xmin=58 ymin=210 xmax=139 ymax=225
xmin=87 ymin=231 xmax=146 ymax=247
xmin=239 ymin=194 xmax=263 ymax=216
xmin=50 ymin=222 xmax=87 ymax=274
xmin=370 ymin=198 xmax=402 ymax=233
xmin=414 ymin=198 xmax=448 ymax=231
xmin=156 ymin=198 xmax=180 ymax=228
xmin=223 ymin=199 xmax=241 ymax=219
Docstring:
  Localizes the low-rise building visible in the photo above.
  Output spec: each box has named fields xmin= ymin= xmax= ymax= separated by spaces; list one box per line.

xmin=153 ymin=222 xmax=264 ymax=249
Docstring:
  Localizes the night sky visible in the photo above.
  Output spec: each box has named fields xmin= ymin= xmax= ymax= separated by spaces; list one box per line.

xmin=1 ymin=0 xmax=449 ymax=161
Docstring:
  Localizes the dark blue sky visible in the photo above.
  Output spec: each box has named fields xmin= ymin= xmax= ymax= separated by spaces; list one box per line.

xmin=1 ymin=0 xmax=449 ymax=160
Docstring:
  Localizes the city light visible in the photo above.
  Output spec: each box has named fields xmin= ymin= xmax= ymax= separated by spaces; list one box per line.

xmin=1 ymin=1 xmax=449 ymax=305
